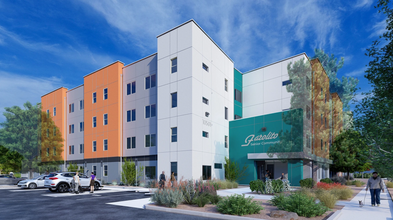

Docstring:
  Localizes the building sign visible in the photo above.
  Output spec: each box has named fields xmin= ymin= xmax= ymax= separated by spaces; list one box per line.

xmin=241 ymin=132 xmax=279 ymax=147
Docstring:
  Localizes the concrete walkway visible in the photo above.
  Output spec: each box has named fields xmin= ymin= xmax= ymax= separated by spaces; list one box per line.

xmin=217 ymin=187 xmax=274 ymax=200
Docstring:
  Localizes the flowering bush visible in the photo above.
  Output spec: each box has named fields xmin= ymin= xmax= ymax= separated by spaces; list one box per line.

xmin=316 ymin=182 xmax=345 ymax=190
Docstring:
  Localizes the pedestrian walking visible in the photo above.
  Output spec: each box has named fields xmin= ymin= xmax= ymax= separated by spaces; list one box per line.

xmin=170 ymin=172 xmax=176 ymax=188
xmin=90 ymin=172 xmax=96 ymax=193
xmin=73 ymin=172 xmax=81 ymax=194
xmin=265 ymin=170 xmax=270 ymax=181
xmin=280 ymin=173 xmax=286 ymax=180
xmin=366 ymin=171 xmax=385 ymax=206
xmin=159 ymin=171 xmax=166 ymax=189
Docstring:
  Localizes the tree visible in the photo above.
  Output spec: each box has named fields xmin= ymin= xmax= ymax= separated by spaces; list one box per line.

xmin=329 ymin=129 xmax=369 ymax=180
xmin=121 ymin=159 xmax=144 ymax=186
xmin=67 ymin=162 xmax=83 ymax=173
xmin=224 ymin=157 xmax=248 ymax=182
xmin=0 ymin=145 xmax=23 ymax=174
xmin=354 ymin=0 xmax=393 ymax=178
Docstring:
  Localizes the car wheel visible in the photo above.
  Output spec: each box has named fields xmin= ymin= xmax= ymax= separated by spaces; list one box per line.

xmin=49 ymin=188 xmax=57 ymax=192
xmin=57 ymin=183 xmax=69 ymax=193
xmin=28 ymin=183 xmax=37 ymax=189
xmin=94 ymin=182 xmax=100 ymax=190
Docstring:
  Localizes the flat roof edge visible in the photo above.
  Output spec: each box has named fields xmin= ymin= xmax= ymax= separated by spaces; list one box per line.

xmin=123 ymin=53 xmax=157 ymax=69
xmin=243 ymin=53 xmax=309 ymax=74
xmin=67 ymin=84 xmax=84 ymax=93
xmin=83 ymin=60 xmax=124 ymax=78
xmin=41 ymin=87 xmax=67 ymax=97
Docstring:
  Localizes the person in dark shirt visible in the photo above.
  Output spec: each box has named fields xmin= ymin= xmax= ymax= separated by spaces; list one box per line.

xmin=159 ymin=171 xmax=166 ymax=189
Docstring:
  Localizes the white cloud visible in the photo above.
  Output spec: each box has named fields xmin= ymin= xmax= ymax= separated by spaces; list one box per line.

xmin=346 ymin=67 xmax=366 ymax=77
xmin=370 ymin=19 xmax=386 ymax=38
xmin=353 ymin=0 xmax=374 ymax=8
xmin=0 ymin=71 xmax=66 ymax=124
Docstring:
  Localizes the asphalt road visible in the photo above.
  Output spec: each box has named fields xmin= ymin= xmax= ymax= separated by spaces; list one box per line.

xmin=0 ymin=187 xmax=213 ymax=220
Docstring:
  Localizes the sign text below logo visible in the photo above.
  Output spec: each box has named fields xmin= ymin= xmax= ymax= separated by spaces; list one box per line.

xmin=241 ymin=132 xmax=279 ymax=147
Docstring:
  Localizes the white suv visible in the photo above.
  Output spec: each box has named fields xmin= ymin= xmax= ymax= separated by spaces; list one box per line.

xmin=44 ymin=172 xmax=103 ymax=193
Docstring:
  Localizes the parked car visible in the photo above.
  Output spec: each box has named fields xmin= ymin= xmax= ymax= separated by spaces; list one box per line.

xmin=44 ymin=172 xmax=103 ymax=193
xmin=0 ymin=174 xmax=27 ymax=185
xmin=17 ymin=174 xmax=48 ymax=189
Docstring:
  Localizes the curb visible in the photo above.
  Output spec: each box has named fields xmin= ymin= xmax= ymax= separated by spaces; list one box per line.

xmin=145 ymin=204 xmax=266 ymax=220
xmin=326 ymin=210 xmax=341 ymax=220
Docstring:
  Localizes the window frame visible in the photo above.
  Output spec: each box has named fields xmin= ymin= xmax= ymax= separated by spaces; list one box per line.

xmin=103 ymin=139 xmax=108 ymax=151
xmin=225 ymin=107 xmax=228 ymax=120
xmin=103 ymin=165 xmax=108 ymax=177
xmin=202 ymin=63 xmax=209 ymax=72
xmin=93 ymin=116 xmax=97 ymax=128
xmin=202 ymin=131 xmax=209 ymax=138
xmin=103 ymin=113 xmax=108 ymax=125
xmin=225 ymin=135 xmax=228 ymax=148
xmin=53 ymin=107 xmax=56 ymax=116
xmin=225 ymin=79 xmax=228 ymax=92
xmin=103 ymin=88 xmax=108 ymax=100
xmin=92 ymin=92 xmax=97 ymax=103
xmin=171 ymin=92 xmax=177 ymax=108
xmin=80 ymin=144 xmax=84 ymax=154
xmin=80 ymin=122 xmax=84 ymax=132
xmin=171 ymin=127 xmax=177 ymax=142
xmin=214 ymin=163 xmax=222 ymax=169
xmin=202 ymin=97 xmax=209 ymax=105
xmin=171 ymin=57 xmax=177 ymax=73
xmin=93 ymin=141 xmax=97 ymax=152
xmin=80 ymin=100 xmax=84 ymax=110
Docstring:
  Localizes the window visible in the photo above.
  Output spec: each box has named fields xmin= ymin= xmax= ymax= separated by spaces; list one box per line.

xmin=80 ymin=100 xmax=84 ymax=110
xmin=225 ymin=79 xmax=228 ymax=91
xmin=103 ymin=88 xmax=108 ymax=100
xmin=225 ymin=107 xmax=228 ymax=120
xmin=127 ymin=81 xmax=136 ymax=95
xmin=306 ymin=135 xmax=310 ymax=148
xmin=103 ymin=165 xmax=108 ymax=177
xmin=69 ymin=145 xmax=74 ymax=155
xmin=306 ymin=106 xmax=311 ymax=120
xmin=214 ymin=163 xmax=222 ymax=169
xmin=46 ymin=148 xmax=49 ymax=157
xmin=53 ymin=107 xmax=56 ymax=116
xmin=171 ymin=58 xmax=177 ymax=73
xmin=53 ymin=147 xmax=56 ymax=156
xmin=325 ymin=141 xmax=327 ymax=152
xmin=205 ymin=112 xmax=210 ymax=117
xmin=127 ymin=110 xmax=131 ymax=122
xmin=145 ymin=104 xmax=156 ymax=118
xmin=325 ymin=117 xmax=327 ymax=128
xmin=104 ymin=139 xmax=108 ymax=151
xmin=80 ymin=122 xmax=84 ymax=132
xmin=235 ymin=115 xmax=242 ymax=119
xmin=132 ymin=136 xmax=136 ymax=149
xmin=145 ymin=134 xmax=156 ymax=147
xmin=145 ymin=166 xmax=156 ymax=179
xmin=225 ymin=136 xmax=228 ymax=148
xmin=92 ymin=92 xmax=96 ymax=103
xmin=69 ymin=124 xmax=74 ymax=134
xmin=171 ymin=162 xmax=177 ymax=180
xmin=202 ymin=97 xmax=209 ymax=105
xmin=306 ymin=76 xmax=311 ymax=90
xmin=202 ymin=131 xmax=209 ymax=138
xmin=92 ymin=166 xmax=97 ymax=175
xmin=202 ymin=165 xmax=211 ymax=180
xmin=127 ymin=137 xmax=136 ymax=149
xmin=282 ymin=80 xmax=292 ymax=86
xmin=234 ymin=89 xmax=242 ymax=103
xmin=171 ymin=92 xmax=177 ymax=108
xmin=69 ymin=103 xmax=74 ymax=113
xmin=132 ymin=109 xmax=136 ymax=121
xmin=321 ymin=139 xmax=323 ymax=151
xmin=171 ymin=127 xmax=177 ymax=142
xmin=104 ymin=114 xmax=108 ymax=125
xmin=53 ymin=127 xmax=56 ymax=136
xmin=145 ymin=76 xmax=150 ymax=89
xmin=145 ymin=75 xmax=156 ymax=90
xmin=321 ymin=88 xmax=323 ymax=98
xmin=127 ymin=83 xmax=130 ymax=95
xmin=93 ymin=117 xmax=96 ymax=127
xmin=127 ymin=137 xmax=131 ymax=149
xmin=80 ymin=144 xmax=84 ymax=154
xmin=46 ymin=110 xmax=49 ymax=118
xmin=321 ymin=114 xmax=323 ymax=125
xmin=202 ymin=63 xmax=209 ymax=72
xmin=93 ymin=141 xmax=97 ymax=152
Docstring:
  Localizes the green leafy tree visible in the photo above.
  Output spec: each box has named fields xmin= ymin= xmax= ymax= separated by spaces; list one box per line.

xmin=329 ymin=129 xmax=369 ymax=180
xmin=354 ymin=0 xmax=393 ymax=179
xmin=0 ymin=145 xmax=23 ymax=173
xmin=121 ymin=159 xmax=144 ymax=186
xmin=67 ymin=162 xmax=80 ymax=172
xmin=224 ymin=157 xmax=248 ymax=182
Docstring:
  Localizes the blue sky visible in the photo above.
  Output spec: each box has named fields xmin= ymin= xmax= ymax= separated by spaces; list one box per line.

xmin=0 ymin=0 xmax=386 ymax=122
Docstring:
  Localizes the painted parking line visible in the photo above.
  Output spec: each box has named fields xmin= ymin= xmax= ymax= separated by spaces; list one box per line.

xmin=9 ymin=188 xmax=48 ymax=192
xmin=107 ymin=198 xmax=152 ymax=209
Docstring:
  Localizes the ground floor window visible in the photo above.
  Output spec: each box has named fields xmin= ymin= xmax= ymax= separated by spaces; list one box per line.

xmin=214 ymin=163 xmax=222 ymax=169
xmin=103 ymin=165 xmax=108 ymax=177
xmin=145 ymin=166 xmax=156 ymax=180
xmin=202 ymin=165 xmax=211 ymax=180
xmin=93 ymin=166 xmax=96 ymax=175
xmin=171 ymin=162 xmax=177 ymax=180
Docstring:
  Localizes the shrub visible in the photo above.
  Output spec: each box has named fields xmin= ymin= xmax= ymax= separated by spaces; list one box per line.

xmin=193 ymin=192 xmax=210 ymax=207
xmin=299 ymin=188 xmax=316 ymax=200
xmin=275 ymin=192 xmax=330 ymax=217
xmin=217 ymin=194 xmax=263 ymax=216
xmin=386 ymin=182 xmax=393 ymax=188
xmin=269 ymin=193 xmax=286 ymax=206
xmin=219 ymin=181 xmax=228 ymax=189
xmin=300 ymin=178 xmax=315 ymax=188
xmin=316 ymin=182 xmax=344 ymax=190
xmin=320 ymin=178 xmax=333 ymax=184
xmin=232 ymin=181 xmax=239 ymax=188
xmin=209 ymin=194 xmax=222 ymax=204
xmin=316 ymin=190 xmax=337 ymax=209
xmin=180 ymin=180 xmax=196 ymax=204
xmin=227 ymin=181 xmax=233 ymax=189
xmin=331 ymin=176 xmax=347 ymax=185
xmin=352 ymin=180 xmax=365 ymax=187
xmin=271 ymin=179 xmax=284 ymax=193
xmin=151 ymin=188 xmax=184 ymax=208
xmin=250 ymin=179 xmax=265 ymax=194
xmin=330 ymin=188 xmax=353 ymax=200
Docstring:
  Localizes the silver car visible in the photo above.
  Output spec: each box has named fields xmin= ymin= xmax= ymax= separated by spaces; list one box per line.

xmin=44 ymin=172 xmax=103 ymax=193
xmin=17 ymin=174 xmax=48 ymax=189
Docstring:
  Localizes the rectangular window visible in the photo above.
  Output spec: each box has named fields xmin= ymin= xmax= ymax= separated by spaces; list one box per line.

xmin=69 ymin=103 xmax=74 ymax=113
xmin=202 ymin=97 xmax=209 ymax=105
xmin=145 ymin=76 xmax=150 ymax=89
xmin=46 ymin=110 xmax=49 ymax=118
xmin=145 ymin=135 xmax=150 ymax=147
xmin=321 ymin=88 xmax=323 ymax=98
xmin=145 ymin=105 xmax=150 ymax=118
xmin=145 ymin=104 xmax=156 ymax=118
xmin=306 ymin=76 xmax=311 ymax=90
xmin=53 ymin=107 xmax=56 ymax=116
xmin=69 ymin=146 xmax=71 ymax=155
xmin=53 ymin=127 xmax=56 ymax=136
xmin=306 ymin=106 xmax=311 ymax=120
xmin=132 ymin=81 xmax=136 ymax=94
xmin=306 ymin=135 xmax=310 ymax=148
xmin=145 ymin=166 xmax=156 ymax=179
xmin=321 ymin=139 xmax=323 ymax=151
xmin=127 ymin=83 xmax=131 ymax=95
xmin=225 ymin=107 xmax=228 ymax=120
xmin=225 ymin=136 xmax=228 ymax=148
xmin=145 ymin=134 xmax=156 ymax=147
xmin=103 ymin=88 xmax=108 ymax=100
xmin=171 ymin=162 xmax=177 ymax=180
xmin=171 ymin=127 xmax=177 ymax=142
xmin=225 ymin=79 xmax=228 ymax=91
xmin=47 ymin=129 xmax=49 ymax=137
xmin=321 ymin=114 xmax=323 ymax=125
xmin=127 ymin=110 xmax=131 ymax=122
xmin=46 ymin=148 xmax=49 ymax=157
xmin=93 ymin=141 xmax=97 ymax=152
xmin=282 ymin=80 xmax=292 ymax=86
xmin=214 ymin=163 xmax=222 ymax=169
xmin=132 ymin=109 xmax=136 ymax=121
xmin=80 ymin=144 xmax=84 ymax=154
xmin=325 ymin=117 xmax=327 ymax=128
xmin=127 ymin=137 xmax=131 ymax=149
xmin=235 ymin=115 xmax=242 ymax=120
xmin=127 ymin=137 xmax=136 ymax=149
xmin=171 ymin=92 xmax=177 ymax=108
xmin=80 ymin=100 xmax=84 ymax=110
xmin=171 ymin=58 xmax=177 ymax=73
xmin=325 ymin=142 xmax=327 ymax=152
xmin=202 ymin=165 xmax=211 ymax=180
xmin=202 ymin=63 xmax=209 ymax=72
xmin=53 ymin=147 xmax=56 ymax=156
xmin=69 ymin=124 xmax=74 ymax=134
xmin=93 ymin=166 xmax=96 ymax=175
xmin=103 ymin=165 xmax=108 ymax=177
xmin=69 ymin=145 xmax=74 ymax=155
xmin=202 ymin=131 xmax=209 ymax=138
xmin=205 ymin=112 xmax=210 ymax=117
xmin=234 ymin=89 xmax=242 ymax=103
xmin=93 ymin=117 xmax=96 ymax=128
xmin=80 ymin=122 xmax=84 ymax=132
xmin=103 ymin=139 xmax=108 ymax=151
xmin=104 ymin=114 xmax=108 ymax=125
xmin=93 ymin=92 xmax=96 ymax=103
xmin=151 ymin=74 xmax=156 ymax=88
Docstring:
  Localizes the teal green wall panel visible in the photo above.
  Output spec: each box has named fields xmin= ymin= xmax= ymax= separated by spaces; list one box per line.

xmin=234 ymin=68 xmax=243 ymax=118
xmin=288 ymin=160 xmax=303 ymax=186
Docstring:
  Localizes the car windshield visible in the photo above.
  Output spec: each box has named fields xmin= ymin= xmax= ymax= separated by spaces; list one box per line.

xmin=33 ymin=175 xmax=46 ymax=180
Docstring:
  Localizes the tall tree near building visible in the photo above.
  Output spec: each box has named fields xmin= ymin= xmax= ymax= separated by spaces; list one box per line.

xmin=0 ymin=145 xmax=23 ymax=174
xmin=224 ymin=157 xmax=248 ymax=182
xmin=354 ymin=0 xmax=393 ymax=178
xmin=121 ymin=159 xmax=144 ymax=186
xmin=330 ymin=129 xmax=369 ymax=180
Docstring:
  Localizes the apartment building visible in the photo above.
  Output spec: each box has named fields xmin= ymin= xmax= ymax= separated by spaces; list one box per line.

xmin=41 ymin=20 xmax=342 ymax=185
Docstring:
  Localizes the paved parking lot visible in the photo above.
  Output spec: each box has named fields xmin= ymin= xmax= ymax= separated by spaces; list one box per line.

xmin=0 ymin=187 xmax=213 ymax=220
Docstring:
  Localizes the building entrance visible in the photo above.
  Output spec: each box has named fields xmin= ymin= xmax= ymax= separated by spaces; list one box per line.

xmin=256 ymin=161 xmax=265 ymax=180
